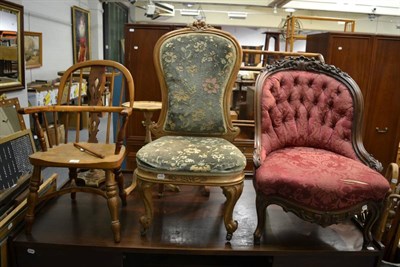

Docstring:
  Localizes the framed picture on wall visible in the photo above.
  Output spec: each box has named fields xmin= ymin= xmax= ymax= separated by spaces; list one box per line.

xmin=71 ymin=6 xmax=90 ymax=64
xmin=24 ymin=31 xmax=42 ymax=69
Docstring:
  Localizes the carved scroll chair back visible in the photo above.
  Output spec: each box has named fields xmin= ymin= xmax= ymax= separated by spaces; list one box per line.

xmin=134 ymin=20 xmax=246 ymax=240
xmin=253 ymin=57 xmax=390 ymax=249
xmin=18 ymin=59 xmax=134 ymax=242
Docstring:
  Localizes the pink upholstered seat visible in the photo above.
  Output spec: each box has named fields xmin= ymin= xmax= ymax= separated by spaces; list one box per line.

xmin=255 ymin=147 xmax=389 ymax=211
xmin=253 ymin=57 xmax=390 ymax=249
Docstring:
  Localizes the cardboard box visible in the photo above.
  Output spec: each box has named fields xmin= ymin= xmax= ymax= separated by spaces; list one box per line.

xmin=44 ymin=124 xmax=65 ymax=147
xmin=28 ymin=86 xmax=58 ymax=106
xmin=59 ymin=110 xmax=89 ymax=130
xmin=59 ymin=81 xmax=87 ymax=104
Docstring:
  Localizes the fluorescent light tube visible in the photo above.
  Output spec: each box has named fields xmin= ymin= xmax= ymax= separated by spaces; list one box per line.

xmin=227 ymin=12 xmax=247 ymax=19
xmin=180 ymin=9 xmax=200 ymax=16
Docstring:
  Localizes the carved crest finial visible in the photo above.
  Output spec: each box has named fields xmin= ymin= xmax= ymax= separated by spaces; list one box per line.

xmin=263 ymin=56 xmax=351 ymax=79
xmin=188 ymin=19 xmax=213 ymax=31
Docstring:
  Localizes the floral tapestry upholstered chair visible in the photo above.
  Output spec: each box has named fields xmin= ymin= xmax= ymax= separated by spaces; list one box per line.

xmin=252 ymin=56 xmax=390 ymax=249
xmin=135 ymin=20 xmax=246 ymax=240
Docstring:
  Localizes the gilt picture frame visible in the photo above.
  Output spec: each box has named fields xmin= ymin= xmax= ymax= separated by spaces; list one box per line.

xmin=71 ymin=6 xmax=90 ymax=64
xmin=0 ymin=97 xmax=26 ymax=137
xmin=24 ymin=31 xmax=42 ymax=69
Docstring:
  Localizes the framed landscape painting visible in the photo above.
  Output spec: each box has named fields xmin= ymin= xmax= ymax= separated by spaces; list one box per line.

xmin=24 ymin=31 xmax=42 ymax=69
xmin=71 ymin=6 xmax=90 ymax=63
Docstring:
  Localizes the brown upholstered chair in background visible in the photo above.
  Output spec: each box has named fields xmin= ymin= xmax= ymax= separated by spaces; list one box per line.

xmin=135 ymin=20 xmax=246 ymax=240
xmin=19 ymin=60 xmax=134 ymax=242
xmin=375 ymin=163 xmax=400 ymax=261
xmin=253 ymin=57 xmax=390 ymax=249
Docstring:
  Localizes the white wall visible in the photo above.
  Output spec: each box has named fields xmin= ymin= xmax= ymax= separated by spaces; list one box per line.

xmin=23 ymin=1 xmax=76 ymax=82
xmin=4 ymin=0 xmax=104 ymax=116
xmin=22 ymin=0 xmax=103 ymax=83
xmin=0 ymin=10 xmax=17 ymax=31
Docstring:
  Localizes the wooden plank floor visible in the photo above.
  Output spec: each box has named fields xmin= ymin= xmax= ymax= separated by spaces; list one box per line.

xmin=11 ymin=176 xmax=382 ymax=267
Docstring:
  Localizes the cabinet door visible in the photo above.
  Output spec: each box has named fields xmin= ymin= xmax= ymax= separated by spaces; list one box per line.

xmin=327 ymin=35 xmax=373 ymax=101
xmin=325 ymin=34 xmax=374 ymax=137
xmin=124 ymin=24 xmax=173 ymax=169
xmin=363 ymin=36 xmax=400 ymax=172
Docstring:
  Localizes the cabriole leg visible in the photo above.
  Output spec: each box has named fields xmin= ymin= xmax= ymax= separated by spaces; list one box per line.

xmin=222 ymin=182 xmax=244 ymax=240
xmin=138 ymin=179 xmax=155 ymax=235
xmin=253 ymin=193 xmax=268 ymax=245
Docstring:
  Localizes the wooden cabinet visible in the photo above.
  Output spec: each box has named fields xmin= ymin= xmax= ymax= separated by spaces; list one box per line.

xmin=124 ymin=24 xmax=178 ymax=170
xmin=306 ymin=32 xmax=400 ymax=172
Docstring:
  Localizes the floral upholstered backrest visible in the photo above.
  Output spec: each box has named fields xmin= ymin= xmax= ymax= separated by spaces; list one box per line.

xmin=155 ymin=24 xmax=241 ymax=137
xmin=256 ymin=57 xmax=365 ymax=164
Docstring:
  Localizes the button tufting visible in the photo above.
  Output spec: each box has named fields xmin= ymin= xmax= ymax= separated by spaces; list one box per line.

xmin=338 ymin=109 xmax=346 ymax=117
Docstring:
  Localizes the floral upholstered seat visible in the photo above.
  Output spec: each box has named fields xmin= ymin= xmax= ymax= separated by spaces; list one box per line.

xmin=135 ymin=20 xmax=246 ymax=240
xmin=253 ymin=57 xmax=390 ymax=249
xmin=137 ymin=136 xmax=246 ymax=173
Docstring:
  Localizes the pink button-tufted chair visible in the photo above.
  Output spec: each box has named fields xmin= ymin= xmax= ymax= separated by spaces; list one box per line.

xmin=253 ymin=56 xmax=390 ymax=249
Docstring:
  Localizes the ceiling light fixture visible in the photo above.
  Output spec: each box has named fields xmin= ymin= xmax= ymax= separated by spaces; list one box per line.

xmin=284 ymin=8 xmax=296 ymax=13
xmin=228 ymin=12 xmax=247 ymax=19
xmin=273 ymin=5 xmax=277 ymax=14
xmin=180 ymin=9 xmax=200 ymax=16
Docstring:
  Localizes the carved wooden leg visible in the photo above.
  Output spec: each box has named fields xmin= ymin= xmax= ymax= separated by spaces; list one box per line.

xmin=115 ymin=168 xmax=127 ymax=206
xmin=158 ymin=184 xmax=180 ymax=198
xmin=253 ymin=193 xmax=268 ymax=245
xmin=124 ymin=171 xmax=137 ymax=196
xmin=363 ymin=202 xmax=380 ymax=249
xmin=25 ymin=166 xmax=41 ymax=234
xmin=69 ymin=168 xmax=77 ymax=200
xmin=105 ymin=170 xmax=121 ymax=243
xmin=221 ymin=182 xmax=244 ymax=240
xmin=138 ymin=179 xmax=154 ymax=235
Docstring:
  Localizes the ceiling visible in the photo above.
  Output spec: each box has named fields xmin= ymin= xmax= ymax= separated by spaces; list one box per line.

xmin=281 ymin=0 xmax=400 ymax=16
xmin=141 ymin=0 xmax=400 ymax=16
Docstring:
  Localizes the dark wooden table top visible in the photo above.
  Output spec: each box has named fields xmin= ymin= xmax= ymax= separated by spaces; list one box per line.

xmin=13 ymin=177 xmax=368 ymax=254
